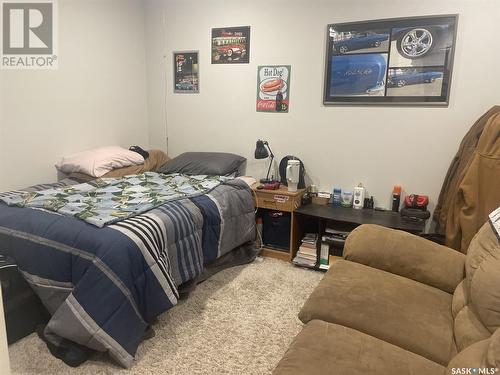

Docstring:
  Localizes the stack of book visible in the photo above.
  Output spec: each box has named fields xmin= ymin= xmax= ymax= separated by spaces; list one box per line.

xmin=293 ymin=233 xmax=318 ymax=268
xmin=322 ymin=228 xmax=351 ymax=257
xmin=318 ymin=242 xmax=331 ymax=270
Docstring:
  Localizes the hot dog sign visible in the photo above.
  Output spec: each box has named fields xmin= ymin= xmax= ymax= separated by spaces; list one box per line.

xmin=256 ymin=65 xmax=291 ymax=113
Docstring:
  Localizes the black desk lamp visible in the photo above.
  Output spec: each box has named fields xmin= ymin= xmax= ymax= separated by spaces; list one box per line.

xmin=254 ymin=140 xmax=275 ymax=183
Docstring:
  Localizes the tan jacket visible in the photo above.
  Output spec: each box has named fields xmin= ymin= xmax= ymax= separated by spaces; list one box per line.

xmin=435 ymin=106 xmax=500 ymax=252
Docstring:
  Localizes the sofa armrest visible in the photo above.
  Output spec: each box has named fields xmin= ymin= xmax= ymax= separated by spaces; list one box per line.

xmin=343 ymin=224 xmax=465 ymax=294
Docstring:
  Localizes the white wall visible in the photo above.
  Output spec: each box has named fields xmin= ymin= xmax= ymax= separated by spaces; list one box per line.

xmin=0 ymin=288 xmax=10 ymax=375
xmin=145 ymin=0 xmax=168 ymax=151
xmin=146 ymin=0 xmax=500 ymax=211
xmin=0 ymin=0 xmax=149 ymax=191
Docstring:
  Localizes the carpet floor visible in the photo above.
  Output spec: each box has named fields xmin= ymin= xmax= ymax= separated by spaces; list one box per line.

xmin=9 ymin=257 xmax=323 ymax=375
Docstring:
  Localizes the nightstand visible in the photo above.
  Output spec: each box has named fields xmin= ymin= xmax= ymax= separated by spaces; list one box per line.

xmin=252 ymin=184 xmax=307 ymax=261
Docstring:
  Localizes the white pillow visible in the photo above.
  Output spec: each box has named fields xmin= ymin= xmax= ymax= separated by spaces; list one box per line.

xmin=55 ymin=146 xmax=145 ymax=177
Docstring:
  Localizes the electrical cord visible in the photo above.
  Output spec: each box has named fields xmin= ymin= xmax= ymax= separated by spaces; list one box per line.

xmin=250 ymin=186 xmax=264 ymax=250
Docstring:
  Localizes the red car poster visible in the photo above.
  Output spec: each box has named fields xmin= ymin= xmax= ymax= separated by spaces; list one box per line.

xmin=256 ymin=65 xmax=291 ymax=113
xmin=211 ymin=26 xmax=250 ymax=64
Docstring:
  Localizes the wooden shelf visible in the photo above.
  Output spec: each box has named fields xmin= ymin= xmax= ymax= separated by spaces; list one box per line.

xmin=253 ymin=184 xmax=307 ymax=262
xmin=260 ymin=247 xmax=291 ymax=262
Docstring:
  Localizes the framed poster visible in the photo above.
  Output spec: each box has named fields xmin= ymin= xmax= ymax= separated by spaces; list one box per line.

xmin=323 ymin=15 xmax=458 ymax=106
xmin=256 ymin=65 xmax=291 ymax=113
xmin=173 ymin=51 xmax=199 ymax=93
xmin=211 ymin=26 xmax=250 ymax=64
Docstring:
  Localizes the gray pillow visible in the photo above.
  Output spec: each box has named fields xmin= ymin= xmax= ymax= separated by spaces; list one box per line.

xmin=158 ymin=152 xmax=246 ymax=176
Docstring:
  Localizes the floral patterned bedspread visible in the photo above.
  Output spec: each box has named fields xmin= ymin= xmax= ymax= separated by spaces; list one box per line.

xmin=0 ymin=172 xmax=229 ymax=227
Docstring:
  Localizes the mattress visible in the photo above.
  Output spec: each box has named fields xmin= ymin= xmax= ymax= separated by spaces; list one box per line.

xmin=0 ymin=177 xmax=256 ymax=367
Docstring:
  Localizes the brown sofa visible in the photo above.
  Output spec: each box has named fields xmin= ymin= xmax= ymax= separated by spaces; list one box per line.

xmin=273 ymin=223 xmax=500 ymax=375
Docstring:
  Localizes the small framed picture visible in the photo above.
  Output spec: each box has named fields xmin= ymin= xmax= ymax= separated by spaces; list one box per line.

xmin=211 ymin=26 xmax=250 ymax=64
xmin=256 ymin=65 xmax=291 ymax=113
xmin=173 ymin=51 xmax=199 ymax=93
xmin=324 ymin=14 xmax=458 ymax=106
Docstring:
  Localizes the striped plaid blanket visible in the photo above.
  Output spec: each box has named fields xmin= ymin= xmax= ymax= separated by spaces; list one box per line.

xmin=0 ymin=178 xmax=255 ymax=367
xmin=0 ymin=172 xmax=229 ymax=227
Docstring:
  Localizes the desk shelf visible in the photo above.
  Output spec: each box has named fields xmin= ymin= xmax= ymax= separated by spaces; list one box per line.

xmin=295 ymin=204 xmax=426 ymax=234
xmin=293 ymin=203 xmax=427 ymax=271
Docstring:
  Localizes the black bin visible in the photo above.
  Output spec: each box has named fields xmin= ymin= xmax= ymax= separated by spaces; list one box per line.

xmin=262 ymin=210 xmax=290 ymax=251
xmin=1 ymin=255 xmax=50 ymax=344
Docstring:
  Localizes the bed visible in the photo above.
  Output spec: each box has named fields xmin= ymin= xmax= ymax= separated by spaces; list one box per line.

xmin=0 ymin=170 xmax=256 ymax=368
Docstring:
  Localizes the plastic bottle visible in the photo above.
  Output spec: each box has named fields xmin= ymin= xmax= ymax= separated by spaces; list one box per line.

xmin=341 ymin=191 xmax=353 ymax=208
xmin=275 ymin=90 xmax=283 ymax=112
xmin=332 ymin=188 xmax=342 ymax=206
xmin=392 ymin=185 xmax=401 ymax=212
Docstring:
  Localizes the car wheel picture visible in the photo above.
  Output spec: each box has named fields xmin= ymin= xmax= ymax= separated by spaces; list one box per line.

xmin=397 ymin=80 xmax=406 ymax=87
xmin=397 ymin=28 xmax=434 ymax=59
xmin=374 ymin=41 xmax=381 ymax=47
xmin=226 ymin=49 xmax=233 ymax=57
xmin=339 ymin=45 xmax=348 ymax=54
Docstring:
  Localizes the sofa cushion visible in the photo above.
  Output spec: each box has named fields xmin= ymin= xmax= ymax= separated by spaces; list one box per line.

xmin=465 ymin=223 xmax=500 ymax=333
xmin=344 ymin=224 xmax=465 ymax=293
xmin=452 ymin=280 xmax=468 ymax=318
xmin=447 ymin=328 xmax=500 ymax=373
xmin=447 ymin=338 xmax=491 ymax=373
xmin=454 ymin=305 xmax=491 ymax=351
xmin=272 ymin=320 xmax=445 ymax=375
xmin=486 ymin=328 xmax=500 ymax=368
xmin=299 ymin=260 xmax=456 ymax=365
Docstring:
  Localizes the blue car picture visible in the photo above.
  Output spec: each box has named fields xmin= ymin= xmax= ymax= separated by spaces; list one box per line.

xmin=387 ymin=69 xmax=443 ymax=88
xmin=175 ymin=81 xmax=196 ymax=91
xmin=392 ymin=25 xmax=452 ymax=59
xmin=332 ymin=31 xmax=389 ymax=54
xmin=329 ymin=54 xmax=387 ymax=96
xmin=324 ymin=15 xmax=456 ymax=104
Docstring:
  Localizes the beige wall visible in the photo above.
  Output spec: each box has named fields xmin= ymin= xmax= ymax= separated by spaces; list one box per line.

xmin=0 ymin=288 xmax=10 ymax=374
xmin=145 ymin=0 xmax=169 ymax=151
xmin=1 ymin=0 xmax=499 ymax=210
xmin=146 ymin=0 xmax=500 ymax=210
xmin=0 ymin=0 xmax=149 ymax=191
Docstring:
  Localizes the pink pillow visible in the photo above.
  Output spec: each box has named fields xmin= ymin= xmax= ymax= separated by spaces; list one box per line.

xmin=55 ymin=146 xmax=145 ymax=177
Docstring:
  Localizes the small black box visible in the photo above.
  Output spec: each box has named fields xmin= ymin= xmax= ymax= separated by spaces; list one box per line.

xmin=262 ymin=210 xmax=291 ymax=251
xmin=1 ymin=255 xmax=50 ymax=344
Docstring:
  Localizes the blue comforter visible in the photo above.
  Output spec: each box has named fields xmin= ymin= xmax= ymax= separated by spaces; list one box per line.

xmin=0 ymin=178 xmax=255 ymax=367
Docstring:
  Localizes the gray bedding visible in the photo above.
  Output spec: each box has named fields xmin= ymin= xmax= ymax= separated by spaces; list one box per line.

xmin=0 ymin=176 xmax=256 ymax=367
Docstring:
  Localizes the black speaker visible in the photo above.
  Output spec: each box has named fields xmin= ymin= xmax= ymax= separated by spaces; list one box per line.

xmin=262 ymin=210 xmax=290 ymax=251
xmin=278 ymin=156 xmax=306 ymax=189
xmin=1 ymin=255 xmax=50 ymax=344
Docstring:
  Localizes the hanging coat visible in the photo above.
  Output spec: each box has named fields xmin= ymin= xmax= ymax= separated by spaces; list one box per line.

xmin=434 ymin=106 xmax=500 ymax=252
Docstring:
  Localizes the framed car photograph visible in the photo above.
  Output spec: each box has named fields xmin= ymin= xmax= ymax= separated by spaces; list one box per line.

xmin=323 ymin=15 xmax=458 ymax=106
xmin=211 ymin=26 xmax=250 ymax=64
xmin=173 ymin=51 xmax=199 ymax=93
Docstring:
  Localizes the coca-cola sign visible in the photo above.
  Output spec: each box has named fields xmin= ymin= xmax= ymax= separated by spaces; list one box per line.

xmin=256 ymin=65 xmax=291 ymax=113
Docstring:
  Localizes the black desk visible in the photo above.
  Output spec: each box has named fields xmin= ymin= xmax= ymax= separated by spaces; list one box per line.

xmin=295 ymin=203 xmax=426 ymax=234
xmin=293 ymin=204 xmax=427 ymax=271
